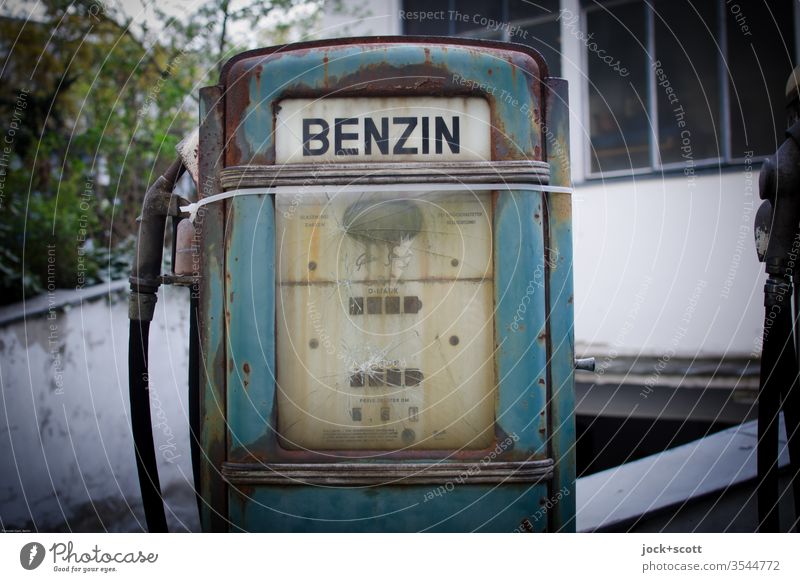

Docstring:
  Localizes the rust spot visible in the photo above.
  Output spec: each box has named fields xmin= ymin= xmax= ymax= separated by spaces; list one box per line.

xmin=538 ymin=378 xmax=545 ymax=385
xmin=537 ymin=331 xmax=547 ymax=342
xmin=242 ymin=362 xmax=251 ymax=389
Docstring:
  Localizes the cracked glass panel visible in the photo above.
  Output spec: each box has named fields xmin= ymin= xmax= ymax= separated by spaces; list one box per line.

xmin=275 ymin=189 xmax=495 ymax=450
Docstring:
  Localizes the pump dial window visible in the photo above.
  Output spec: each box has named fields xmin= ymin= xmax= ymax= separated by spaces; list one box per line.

xmin=275 ymin=190 xmax=495 ymax=451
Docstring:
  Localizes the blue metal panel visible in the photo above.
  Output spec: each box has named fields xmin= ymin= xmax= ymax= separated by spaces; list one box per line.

xmin=545 ymin=78 xmax=576 ymax=532
xmin=229 ymin=483 xmax=549 ymax=532
xmin=197 ymin=86 xmax=228 ymax=532
xmin=226 ymin=195 xmax=275 ymax=453
xmin=494 ymin=190 xmax=548 ymax=457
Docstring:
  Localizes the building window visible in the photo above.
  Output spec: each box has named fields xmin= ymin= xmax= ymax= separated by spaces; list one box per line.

xmin=585 ymin=0 xmax=796 ymax=176
xmin=402 ymin=0 xmax=563 ymax=77
xmin=587 ymin=2 xmax=650 ymax=171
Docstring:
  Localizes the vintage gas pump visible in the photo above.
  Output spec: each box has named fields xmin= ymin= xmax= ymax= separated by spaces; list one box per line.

xmin=129 ymin=37 xmax=579 ymax=532
xmin=753 ymin=66 xmax=800 ymax=532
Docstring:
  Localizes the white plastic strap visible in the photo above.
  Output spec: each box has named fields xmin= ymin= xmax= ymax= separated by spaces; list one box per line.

xmin=180 ymin=182 xmax=574 ymax=223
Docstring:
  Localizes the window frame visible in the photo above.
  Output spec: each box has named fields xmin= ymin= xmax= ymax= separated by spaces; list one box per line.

xmin=582 ymin=0 xmax=800 ymax=180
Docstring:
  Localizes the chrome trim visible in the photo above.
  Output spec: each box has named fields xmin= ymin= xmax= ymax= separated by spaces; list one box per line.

xmin=220 ymin=160 xmax=550 ymax=189
xmin=222 ymin=459 xmax=555 ymax=486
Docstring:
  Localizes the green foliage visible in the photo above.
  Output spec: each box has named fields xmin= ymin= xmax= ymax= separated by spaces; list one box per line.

xmin=0 ymin=0 xmax=323 ymax=305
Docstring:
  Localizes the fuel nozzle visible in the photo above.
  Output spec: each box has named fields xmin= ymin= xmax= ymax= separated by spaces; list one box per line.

xmin=759 ymin=121 xmax=800 ymax=275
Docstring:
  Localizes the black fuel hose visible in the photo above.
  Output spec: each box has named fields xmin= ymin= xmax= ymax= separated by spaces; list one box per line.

xmin=783 ymin=291 xmax=800 ymax=532
xmin=128 ymin=159 xmax=185 ymax=533
xmin=129 ymin=319 xmax=168 ymax=532
xmin=188 ymin=295 xmax=202 ymax=517
xmin=757 ymin=277 xmax=797 ymax=532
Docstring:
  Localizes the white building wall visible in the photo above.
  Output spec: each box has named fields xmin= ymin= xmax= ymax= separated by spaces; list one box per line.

xmin=573 ymin=170 xmax=763 ymax=358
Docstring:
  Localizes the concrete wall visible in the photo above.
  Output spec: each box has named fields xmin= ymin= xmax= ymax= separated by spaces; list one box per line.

xmin=0 ymin=284 xmax=198 ymax=532
xmin=320 ymin=0 xmax=401 ymax=38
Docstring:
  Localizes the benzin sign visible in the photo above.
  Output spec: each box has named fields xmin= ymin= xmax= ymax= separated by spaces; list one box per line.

xmin=275 ymin=97 xmax=491 ymax=163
